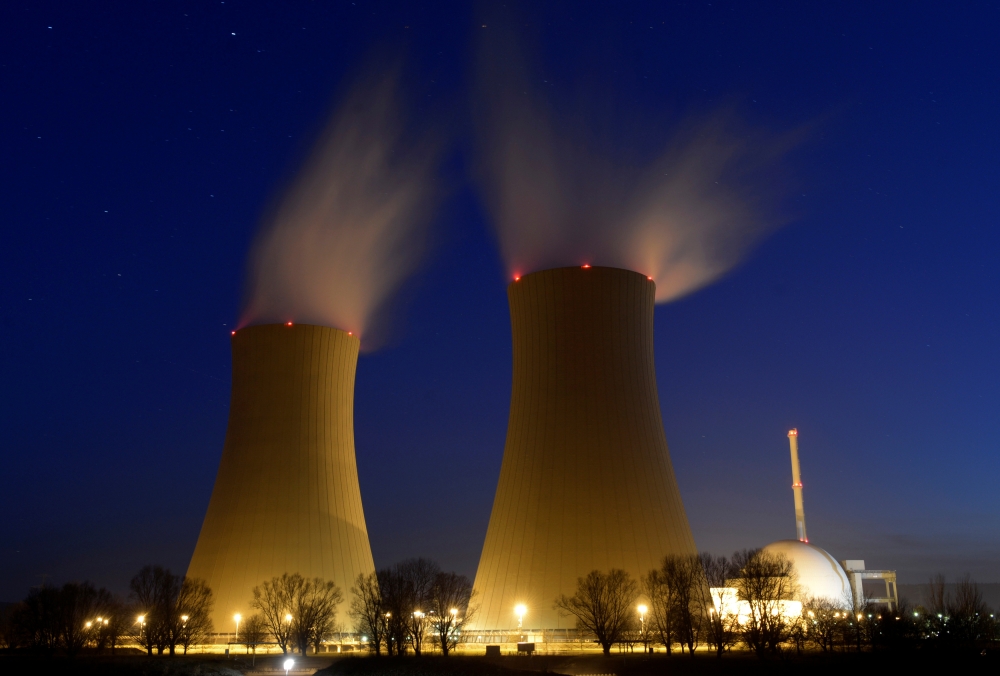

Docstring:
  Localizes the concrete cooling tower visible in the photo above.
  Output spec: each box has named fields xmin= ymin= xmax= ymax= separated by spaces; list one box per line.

xmin=470 ymin=266 xmax=697 ymax=631
xmin=187 ymin=323 xmax=375 ymax=632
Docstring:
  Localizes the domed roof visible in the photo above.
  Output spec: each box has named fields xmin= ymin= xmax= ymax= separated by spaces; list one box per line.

xmin=761 ymin=540 xmax=851 ymax=603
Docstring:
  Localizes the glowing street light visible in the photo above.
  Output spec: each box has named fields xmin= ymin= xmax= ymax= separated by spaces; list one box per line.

xmin=137 ymin=614 xmax=145 ymax=640
xmin=515 ymin=604 xmax=526 ymax=630
xmin=283 ymin=657 xmax=295 ymax=675
xmin=637 ymin=604 xmax=648 ymax=652
xmin=234 ymin=613 xmax=242 ymax=643
xmin=181 ymin=614 xmax=189 ymax=625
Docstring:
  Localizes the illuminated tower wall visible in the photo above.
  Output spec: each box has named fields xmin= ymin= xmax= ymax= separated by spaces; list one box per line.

xmin=187 ymin=323 xmax=375 ymax=631
xmin=470 ymin=266 xmax=697 ymax=631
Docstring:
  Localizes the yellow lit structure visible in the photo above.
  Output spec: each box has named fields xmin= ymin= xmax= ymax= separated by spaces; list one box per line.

xmin=787 ymin=429 xmax=807 ymax=542
xmin=710 ymin=587 xmax=803 ymax=624
xmin=187 ymin=323 xmax=375 ymax=631
xmin=470 ymin=266 xmax=697 ymax=631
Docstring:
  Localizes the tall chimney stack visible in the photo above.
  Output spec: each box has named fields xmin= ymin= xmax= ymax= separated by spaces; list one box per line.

xmin=787 ymin=428 xmax=808 ymax=542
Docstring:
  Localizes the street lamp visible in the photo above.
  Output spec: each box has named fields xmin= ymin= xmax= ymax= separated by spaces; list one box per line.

xmin=637 ymin=604 xmax=648 ymax=652
xmin=515 ymin=604 xmax=526 ymax=630
xmin=137 ymin=614 xmax=145 ymax=641
xmin=283 ymin=657 xmax=294 ymax=675
xmin=234 ymin=613 xmax=242 ymax=643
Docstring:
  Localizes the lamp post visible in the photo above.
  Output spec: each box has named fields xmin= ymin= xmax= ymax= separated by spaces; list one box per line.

xmin=514 ymin=604 xmax=526 ymax=641
xmin=283 ymin=657 xmax=294 ymax=675
xmin=234 ymin=613 xmax=242 ymax=645
xmin=637 ymin=604 xmax=648 ymax=653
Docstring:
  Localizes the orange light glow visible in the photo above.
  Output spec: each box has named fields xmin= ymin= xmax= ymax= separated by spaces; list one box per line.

xmin=286 ymin=322 xmax=293 ymax=326
xmin=231 ymin=331 xmax=236 ymax=336
xmin=514 ymin=275 xmax=521 ymax=281
xmin=348 ymin=332 xmax=353 ymax=336
xmin=647 ymin=276 xmax=653 ymax=280
xmin=788 ymin=428 xmax=798 ymax=436
xmin=581 ymin=264 xmax=591 ymax=269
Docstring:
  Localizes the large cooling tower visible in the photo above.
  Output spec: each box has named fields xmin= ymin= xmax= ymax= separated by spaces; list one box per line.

xmin=187 ymin=323 xmax=375 ymax=631
xmin=470 ymin=266 xmax=697 ymax=631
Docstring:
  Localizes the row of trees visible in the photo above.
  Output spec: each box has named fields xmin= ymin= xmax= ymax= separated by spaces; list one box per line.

xmin=0 ymin=565 xmax=213 ymax=656
xmin=554 ymin=551 xmax=999 ymax=657
xmin=350 ymin=558 xmax=475 ymax=656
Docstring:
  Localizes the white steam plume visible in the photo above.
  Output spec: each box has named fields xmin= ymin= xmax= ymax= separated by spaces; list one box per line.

xmin=241 ymin=66 xmax=439 ymax=348
xmin=476 ymin=31 xmax=795 ymax=302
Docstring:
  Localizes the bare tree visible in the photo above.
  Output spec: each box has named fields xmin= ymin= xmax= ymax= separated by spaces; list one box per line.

xmin=174 ymin=578 xmax=214 ymax=654
xmin=801 ymin=596 xmax=847 ymax=652
xmin=644 ymin=555 xmax=705 ymax=655
xmin=700 ymin=552 xmax=739 ymax=657
xmin=948 ymin=574 xmax=991 ymax=647
xmin=350 ymin=572 xmax=387 ymax=655
xmin=643 ymin=567 xmax=676 ymax=653
xmin=294 ymin=579 xmax=343 ymax=656
xmin=252 ymin=574 xmax=342 ymax=656
xmin=240 ymin=613 xmax=269 ymax=663
xmin=665 ymin=555 xmax=705 ymax=654
xmin=427 ymin=571 xmax=476 ymax=656
xmin=398 ymin=558 xmax=439 ymax=656
xmin=129 ymin=565 xmax=182 ymax=656
xmin=377 ymin=566 xmax=409 ymax=655
xmin=731 ymin=549 xmax=798 ymax=657
xmin=554 ymin=569 xmax=638 ymax=656
xmin=251 ymin=573 xmax=301 ymax=654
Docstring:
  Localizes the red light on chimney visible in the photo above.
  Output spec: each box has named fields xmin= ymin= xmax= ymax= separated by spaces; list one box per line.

xmin=581 ymin=264 xmax=591 ymax=269
xmin=647 ymin=276 xmax=653 ymax=280
xmin=348 ymin=332 xmax=353 ymax=336
xmin=514 ymin=275 xmax=521 ymax=281
xmin=788 ymin=428 xmax=798 ymax=436
xmin=231 ymin=331 xmax=236 ymax=336
xmin=286 ymin=322 xmax=293 ymax=326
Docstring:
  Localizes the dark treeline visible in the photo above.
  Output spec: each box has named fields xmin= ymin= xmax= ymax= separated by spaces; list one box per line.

xmin=0 ymin=565 xmax=213 ymax=656
xmin=0 ymin=558 xmax=474 ymax=659
xmin=554 ymin=551 xmax=999 ymax=658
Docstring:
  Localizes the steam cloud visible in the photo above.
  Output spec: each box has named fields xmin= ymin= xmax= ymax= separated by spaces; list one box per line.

xmin=476 ymin=31 xmax=794 ymax=303
xmin=241 ymin=67 xmax=438 ymax=348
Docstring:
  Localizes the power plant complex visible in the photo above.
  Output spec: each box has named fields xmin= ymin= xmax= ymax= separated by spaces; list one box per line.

xmin=187 ymin=323 xmax=375 ymax=630
xmin=185 ymin=267 xmax=896 ymax=639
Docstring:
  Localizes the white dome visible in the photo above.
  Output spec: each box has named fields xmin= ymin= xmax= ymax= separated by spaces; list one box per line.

xmin=761 ymin=540 xmax=851 ymax=603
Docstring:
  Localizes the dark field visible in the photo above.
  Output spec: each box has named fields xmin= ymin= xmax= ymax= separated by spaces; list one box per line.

xmin=2 ymin=650 xmax=998 ymax=676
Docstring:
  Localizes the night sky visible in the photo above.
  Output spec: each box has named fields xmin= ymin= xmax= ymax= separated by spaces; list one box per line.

xmin=3 ymin=1 xmax=999 ymax=602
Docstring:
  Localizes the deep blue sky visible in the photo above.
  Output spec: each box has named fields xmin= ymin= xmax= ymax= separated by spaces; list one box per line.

xmin=2 ymin=1 xmax=998 ymax=602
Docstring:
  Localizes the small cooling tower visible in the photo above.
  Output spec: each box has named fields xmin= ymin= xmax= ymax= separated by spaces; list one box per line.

xmin=187 ymin=323 xmax=375 ymax=632
xmin=470 ymin=266 xmax=697 ymax=631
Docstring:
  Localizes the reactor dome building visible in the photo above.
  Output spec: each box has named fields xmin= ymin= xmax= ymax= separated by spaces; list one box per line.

xmin=186 ymin=323 xmax=376 ymax=631
xmin=470 ymin=266 xmax=698 ymax=631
